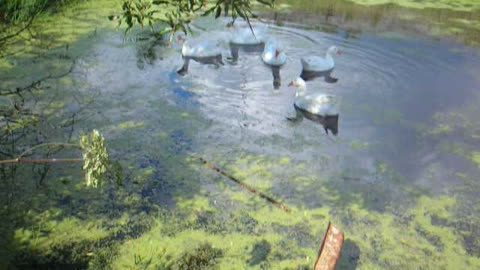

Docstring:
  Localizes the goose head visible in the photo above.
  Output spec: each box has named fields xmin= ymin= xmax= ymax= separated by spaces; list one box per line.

xmin=274 ymin=41 xmax=285 ymax=58
xmin=262 ymin=39 xmax=286 ymax=66
xmin=326 ymin=46 xmax=341 ymax=56
xmin=288 ymin=77 xmax=307 ymax=89
xmin=288 ymin=77 xmax=307 ymax=96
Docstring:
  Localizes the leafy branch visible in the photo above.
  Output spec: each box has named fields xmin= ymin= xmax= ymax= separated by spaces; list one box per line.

xmin=80 ymin=129 xmax=111 ymax=187
xmin=110 ymin=0 xmax=275 ymax=43
xmin=0 ymin=130 xmax=121 ymax=188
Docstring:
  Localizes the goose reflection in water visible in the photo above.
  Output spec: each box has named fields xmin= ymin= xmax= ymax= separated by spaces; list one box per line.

xmin=300 ymin=69 xmax=338 ymax=83
xmin=228 ymin=42 xmax=265 ymax=64
xmin=262 ymin=39 xmax=287 ymax=89
xmin=288 ymin=106 xmax=340 ymax=135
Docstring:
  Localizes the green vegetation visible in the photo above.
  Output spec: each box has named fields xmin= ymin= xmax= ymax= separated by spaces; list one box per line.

xmin=1 ymin=0 xmax=480 ymax=269
xmin=348 ymin=0 xmax=480 ymax=11
xmin=273 ymin=0 xmax=480 ymax=46
xmin=0 ymin=0 xmax=85 ymax=24
xmin=113 ymin=0 xmax=275 ymax=43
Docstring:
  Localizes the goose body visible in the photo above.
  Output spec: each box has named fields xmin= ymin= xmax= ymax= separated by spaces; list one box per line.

xmin=230 ymin=27 xmax=266 ymax=45
xmin=262 ymin=39 xmax=286 ymax=66
xmin=177 ymin=38 xmax=224 ymax=75
xmin=294 ymin=92 xmax=340 ymax=116
xmin=182 ymin=40 xmax=222 ymax=58
xmin=301 ymin=46 xmax=340 ymax=72
xmin=228 ymin=27 xmax=266 ymax=64
xmin=288 ymin=77 xmax=340 ymax=135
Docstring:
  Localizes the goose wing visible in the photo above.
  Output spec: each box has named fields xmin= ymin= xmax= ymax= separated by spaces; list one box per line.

xmin=295 ymin=93 xmax=339 ymax=115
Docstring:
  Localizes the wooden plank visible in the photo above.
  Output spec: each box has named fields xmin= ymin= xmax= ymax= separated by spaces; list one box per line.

xmin=314 ymin=222 xmax=344 ymax=270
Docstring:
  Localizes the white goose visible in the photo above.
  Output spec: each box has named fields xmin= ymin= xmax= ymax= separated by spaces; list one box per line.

xmin=228 ymin=27 xmax=266 ymax=64
xmin=262 ymin=39 xmax=286 ymax=66
xmin=181 ymin=39 xmax=223 ymax=58
xmin=301 ymin=46 xmax=340 ymax=72
xmin=177 ymin=38 xmax=224 ymax=75
xmin=230 ymin=26 xmax=266 ymax=45
xmin=288 ymin=77 xmax=340 ymax=135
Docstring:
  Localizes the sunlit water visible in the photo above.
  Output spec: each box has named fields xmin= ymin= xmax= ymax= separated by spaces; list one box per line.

xmin=2 ymin=9 xmax=480 ymax=269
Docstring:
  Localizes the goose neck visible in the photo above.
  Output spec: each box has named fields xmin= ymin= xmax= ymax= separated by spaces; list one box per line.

xmin=325 ymin=52 xmax=334 ymax=62
xmin=295 ymin=86 xmax=307 ymax=97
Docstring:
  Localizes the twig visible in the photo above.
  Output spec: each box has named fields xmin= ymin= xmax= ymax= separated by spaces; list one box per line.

xmin=0 ymin=158 xmax=83 ymax=165
xmin=0 ymin=3 xmax=46 ymax=45
xmin=17 ymin=142 xmax=80 ymax=159
xmin=195 ymin=156 xmax=292 ymax=213
xmin=0 ymin=59 xmax=75 ymax=96
xmin=0 ymin=16 xmax=36 ymax=44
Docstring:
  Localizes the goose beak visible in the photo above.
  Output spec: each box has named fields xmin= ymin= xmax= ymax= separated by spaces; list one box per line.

xmin=275 ymin=50 xmax=281 ymax=58
xmin=336 ymin=51 xmax=342 ymax=55
xmin=288 ymin=81 xmax=294 ymax=87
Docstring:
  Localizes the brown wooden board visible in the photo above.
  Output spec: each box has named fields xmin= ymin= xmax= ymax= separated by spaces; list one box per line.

xmin=314 ymin=222 xmax=344 ymax=270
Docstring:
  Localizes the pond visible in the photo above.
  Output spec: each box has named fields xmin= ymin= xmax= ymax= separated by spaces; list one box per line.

xmin=1 ymin=0 xmax=480 ymax=269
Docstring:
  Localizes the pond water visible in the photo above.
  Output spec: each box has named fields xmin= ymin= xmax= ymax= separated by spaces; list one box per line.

xmin=1 ymin=1 xmax=480 ymax=269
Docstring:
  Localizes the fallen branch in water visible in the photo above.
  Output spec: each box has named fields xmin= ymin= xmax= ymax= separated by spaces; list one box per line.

xmin=0 ymin=142 xmax=82 ymax=165
xmin=195 ymin=156 xmax=292 ymax=214
xmin=0 ymin=131 xmax=114 ymax=188
xmin=0 ymin=158 xmax=83 ymax=165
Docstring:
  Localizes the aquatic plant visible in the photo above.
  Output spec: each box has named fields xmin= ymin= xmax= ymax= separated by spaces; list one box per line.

xmin=0 ymin=0 xmax=86 ymax=24
xmin=176 ymin=243 xmax=224 ymax=270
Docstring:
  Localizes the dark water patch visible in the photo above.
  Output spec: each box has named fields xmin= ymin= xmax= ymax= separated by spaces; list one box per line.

xmin=176 ymin=243 xmax=224 ymax=270
xmin=415 ymin=226 xmax=444 ymax=252
xmin=337 ymin=239 xmax=360 ymax=270
xmin=272 ymin=222 xmax=316 ymax=248
xmin=248 ymin=239 xmax=272 ymax=266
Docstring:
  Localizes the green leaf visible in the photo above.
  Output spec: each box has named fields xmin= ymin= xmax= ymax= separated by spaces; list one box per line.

xmin=256 ymin=0 xmax=273 ymax=7
xmin=159 ymin=28 xmax=172 ymax=35
xmin=224 ymin=2 xmax=229 ymax=16
xmin=202 ymin=6 xmax=216 ymax=16
xmin=234 ymin=5 xmax=244 ymax=19
xmin=152 ymin=0 xmax=169 ymax=4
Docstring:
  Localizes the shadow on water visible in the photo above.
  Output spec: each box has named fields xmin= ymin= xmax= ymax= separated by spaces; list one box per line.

xmin=337 ymin=240 xmax=360 ymax=270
